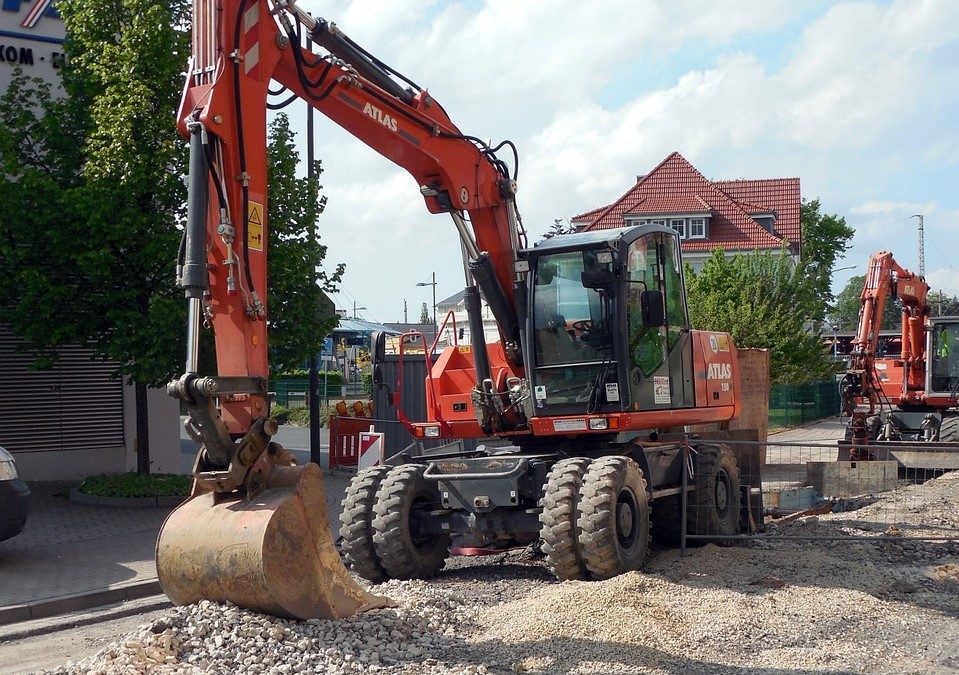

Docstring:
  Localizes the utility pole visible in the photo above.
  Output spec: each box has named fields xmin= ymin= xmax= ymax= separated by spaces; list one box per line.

xmin=912 ymin=214 xmax=925 ymax=278
xmin=306 ymin=28 xmax=322 ymax=468
xmin=403 ymin=299 xmax=408 ymax=323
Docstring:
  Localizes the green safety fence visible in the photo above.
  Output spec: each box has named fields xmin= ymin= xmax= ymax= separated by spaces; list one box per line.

xmin=768 ymin=379 xmax=841 ymax=428
xmin=272 ymin=378 xmax=342 ymax=407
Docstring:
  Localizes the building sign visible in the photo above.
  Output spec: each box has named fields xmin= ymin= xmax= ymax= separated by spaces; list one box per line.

xmin=0 ymin=0 xmax=65 ymax=93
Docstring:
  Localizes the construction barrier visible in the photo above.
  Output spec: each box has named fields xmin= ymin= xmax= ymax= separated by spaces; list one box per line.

xmin=676 ymin=438 xmax=959 ymax=551
xmin=328 ymin=416 xmax=373 ymax=469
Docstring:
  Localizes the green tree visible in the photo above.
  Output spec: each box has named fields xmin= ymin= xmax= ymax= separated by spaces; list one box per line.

xmin=831 ymin=274 xmax=902 ymax=332
xmin=0 ymin=4 xmax=342 ymax=473
xmin=0 ymin=1 xmax=191 ymax=474
xmin=800 ymin=197 xmax=855 ymax=320
xmin=265 ymin=113 xmax=343 ymax=374
xmin=419 ymin=302 xmax=430 ymax=324
xmin=542 ymin=218 xmax=575 ymax=240
xmin=686 ymin=249 xmax=834 ymax=384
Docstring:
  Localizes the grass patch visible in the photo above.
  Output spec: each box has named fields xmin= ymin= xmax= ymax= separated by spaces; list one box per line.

xmin=79 ymin=472 xmax=192 ymax=498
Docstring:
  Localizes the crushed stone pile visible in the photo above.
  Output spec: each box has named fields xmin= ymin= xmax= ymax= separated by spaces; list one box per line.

xmin=38 ymin=470 xmax=959 ymax=675
xmin=39 ymin=581 xmax=487 ymax=675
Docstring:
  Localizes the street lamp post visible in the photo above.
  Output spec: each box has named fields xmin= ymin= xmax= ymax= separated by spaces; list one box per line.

xmin=416 ymin=272 xmax=437 ymax=335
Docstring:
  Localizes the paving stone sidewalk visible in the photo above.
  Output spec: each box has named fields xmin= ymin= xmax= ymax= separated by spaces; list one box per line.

xmin=0 ymin=470 xmax=354 ymax=624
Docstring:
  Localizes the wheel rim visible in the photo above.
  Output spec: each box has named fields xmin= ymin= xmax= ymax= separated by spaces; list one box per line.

xmin=714 ymin=468 xmax=731 ymax=517
xmin=616 ymin=488 xmax=638 ymax=551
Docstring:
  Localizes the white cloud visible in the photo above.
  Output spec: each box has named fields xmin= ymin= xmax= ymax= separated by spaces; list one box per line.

xmin=278 ymin=0 xmax=959 ymax=320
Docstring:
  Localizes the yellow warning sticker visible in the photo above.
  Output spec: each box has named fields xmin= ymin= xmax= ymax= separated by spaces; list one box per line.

xmin=247 ymin=201 xmax=264 ymax=251
xmin=716 ymin=334 xmax=730 ymax=352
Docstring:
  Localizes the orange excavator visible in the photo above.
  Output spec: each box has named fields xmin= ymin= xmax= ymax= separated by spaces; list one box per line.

xmin=840 ymin=250 xmax=959 ymax=458
xmin=157 ymin=0 xmax=754 ymax=620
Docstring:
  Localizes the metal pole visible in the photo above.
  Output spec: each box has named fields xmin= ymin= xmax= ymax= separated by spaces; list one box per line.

xmin=306 ymin=29 xmax=322 ymax=467
xmin=431 ymin=271 xmax=437 ymax=335
xmin=680 ymin=436 xmax=689 ymax=558
xmin=912 ymin=214 xmax=925 ymax=278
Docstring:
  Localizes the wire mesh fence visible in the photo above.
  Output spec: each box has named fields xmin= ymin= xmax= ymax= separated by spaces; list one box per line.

xmin=680 ymin=438 xmax=959 ymax=550
xmin=768 ymin=380 xmax=841 ymax=428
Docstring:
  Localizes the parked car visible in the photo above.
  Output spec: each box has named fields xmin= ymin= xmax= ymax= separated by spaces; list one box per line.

xmin=0 ymin=446 xmax=30 ymax=542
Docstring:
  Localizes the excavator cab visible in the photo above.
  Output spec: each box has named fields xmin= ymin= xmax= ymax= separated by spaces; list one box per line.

xmin=928 ymin=318 xmax=959 ymax=396
xmin=526 ymin=225 xmax=698 ymax=418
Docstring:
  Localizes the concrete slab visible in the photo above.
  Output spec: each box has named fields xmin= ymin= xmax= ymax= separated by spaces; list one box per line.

xmin=807 ymin=460 xmax=899 ymax=498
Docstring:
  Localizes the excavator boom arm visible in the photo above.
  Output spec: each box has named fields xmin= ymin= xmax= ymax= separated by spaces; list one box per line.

xmin=177 ymin=0 xmax=524 ymax=438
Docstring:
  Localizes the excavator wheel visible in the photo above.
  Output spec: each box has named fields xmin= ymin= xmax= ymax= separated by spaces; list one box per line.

xmin=371 ymin=465 xmax=450 ymax=579
xmin=938 ymin=414 xmax=959 ymax=443
xmin=339 ymin=465 xmax=391 ymax=583
xmin=576 ymin=456 xmax=651 ymax=580
xmin=539 ymin=458 xmax=590 ymax=581
xmin=156 ymin=462 xmax=390 ymax=620
xmin=687 ymin=444 xmax=741 ymax=543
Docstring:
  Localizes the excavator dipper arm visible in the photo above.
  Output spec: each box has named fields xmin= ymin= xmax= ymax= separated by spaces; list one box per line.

xmin=843 ymin=250 xmax=930 ymax=445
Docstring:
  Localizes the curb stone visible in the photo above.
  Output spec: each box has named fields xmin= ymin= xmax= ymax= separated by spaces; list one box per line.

xmin=0 ymin=580 xmax=163 ymax=627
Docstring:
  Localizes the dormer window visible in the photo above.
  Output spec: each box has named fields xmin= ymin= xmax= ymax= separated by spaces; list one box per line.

xmin=753 ymin=213 xmax=776 ymax=232
xmin=628 ymin=214 xmax=709 ymax=240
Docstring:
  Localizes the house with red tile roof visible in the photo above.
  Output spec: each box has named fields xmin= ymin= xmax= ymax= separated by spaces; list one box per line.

xmin=571 ymin=152 xmax=801 ymax=270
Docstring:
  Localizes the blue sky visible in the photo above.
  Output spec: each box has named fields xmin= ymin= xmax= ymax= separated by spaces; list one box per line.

xmin=283 ymin=0 xmax=958 ymax=324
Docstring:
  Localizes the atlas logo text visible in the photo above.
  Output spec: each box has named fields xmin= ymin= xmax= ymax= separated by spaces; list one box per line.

xmin=363 ymin=102 xmax=397 ymax=132
xmin=707 ymin=363 xmax=732 ymax=380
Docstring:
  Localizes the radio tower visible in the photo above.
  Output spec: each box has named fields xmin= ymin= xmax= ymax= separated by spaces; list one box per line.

xmin=912 ymin=214 xmax=925 ymax=277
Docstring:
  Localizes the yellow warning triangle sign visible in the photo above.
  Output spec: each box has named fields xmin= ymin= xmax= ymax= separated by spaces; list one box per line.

xmin=248 ymin=203 xmax=262 ymax=225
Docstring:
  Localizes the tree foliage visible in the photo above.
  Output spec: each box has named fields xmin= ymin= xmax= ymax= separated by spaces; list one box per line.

xmin=0 ymin=0 xmax=191 ymax=387
xmin=800 ymin=197 xmax=854 ymax=320
xmin=1 ymin=5 xmax=342 ymax=385
xmin=419 ymin=302 xmax=430 ymax=324
xmin=266 ymin=113 xmax=343 ymax=374
xmin=686 ymin=249 xmax=834 ymax=384
xmin=541 ymin=218 xmax=575 ymax=240
xmin=831 ymin=274 xmax=901 ymax=332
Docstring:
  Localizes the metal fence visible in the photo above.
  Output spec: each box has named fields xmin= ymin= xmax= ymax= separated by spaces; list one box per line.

xmin=679 ymin=438 xmax=959 ymax=551
xmin=768 ymin=380 xmax=841 ymax=428
xmin=272 ymin=378 xmax=343 ymax=407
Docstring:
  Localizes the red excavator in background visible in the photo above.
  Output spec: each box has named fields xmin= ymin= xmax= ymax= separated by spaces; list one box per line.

xmin=157 ymin=0 xmax=758 ymax=620
xmin=840 ymin=250 xmax=959 ymax=460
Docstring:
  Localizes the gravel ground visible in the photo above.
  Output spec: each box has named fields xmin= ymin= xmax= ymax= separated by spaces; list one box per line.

xmin=38 ymin=471 xmax=959 ymax=675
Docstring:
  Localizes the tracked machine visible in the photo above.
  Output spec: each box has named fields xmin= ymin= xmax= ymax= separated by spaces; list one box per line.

xmin=157 ymin=0 xmax=752 ymax=620
xmin=839 ymin=250 xmax=959 ymax=467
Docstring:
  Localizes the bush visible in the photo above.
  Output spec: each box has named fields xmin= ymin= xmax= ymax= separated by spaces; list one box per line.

xmin=79 ymin=473 xmax=192 ymax=498
xmin=273 ymin=404 xmax=336 ymax=427
xmin=271 ymin=403 xmax=290 ymax=424
xmin=362 ymin=372 xmax=373 ymax=396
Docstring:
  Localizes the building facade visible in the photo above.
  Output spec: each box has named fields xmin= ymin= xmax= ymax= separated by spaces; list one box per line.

xmin=0 ymin=0 xmax=65 ymax=94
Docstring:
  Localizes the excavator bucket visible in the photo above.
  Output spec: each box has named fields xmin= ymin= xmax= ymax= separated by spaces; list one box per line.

xmin=156 ymin=462 xmax=390 ymax=620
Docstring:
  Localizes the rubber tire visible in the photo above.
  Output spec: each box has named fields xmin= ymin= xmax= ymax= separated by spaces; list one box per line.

xmin=539 ymin=458 xmax=590 ymax=581
xmin=650 ymin=494 xmax=683 ymax=545
xmin=339 ymin=465 xmax=390 ymax=583
xmin=687 ymin=444 xmax=741 ymax=542
xmin=576 ymin=456 xmax=651 ymax=580
xmin=371 ymin=464 xmax=449 ymax=580
xmin=938 ymin=414 xmax=959 ymax=442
